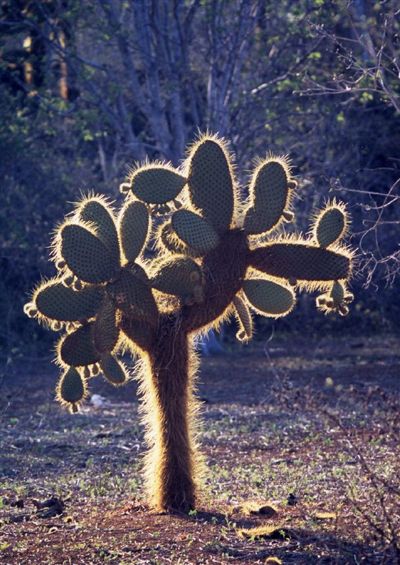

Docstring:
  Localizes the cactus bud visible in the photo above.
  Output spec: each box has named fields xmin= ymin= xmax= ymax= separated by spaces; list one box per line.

xmin=282 ymin=211 xmax=294 ymax=223
xmin=56 ymin=260 xmax=66 ymax=270
xmin=344 ymin=292 xmax=354 ymax=303
xmin=73 ymin=280 xmax=83 ymax=291
xmin=119 ymin=182 xmax=131 ymax=194
xmin=24 ymin=302 xmax=38 ymax=318
xmin=236 ymin=330 xmax=246 ymax=342
xmin=63 ymin=275 xmax=75 ymax=287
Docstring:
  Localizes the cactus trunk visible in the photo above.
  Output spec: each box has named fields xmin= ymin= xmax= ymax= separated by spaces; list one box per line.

xmin=143 ymin=321 xmax=200 ymax=512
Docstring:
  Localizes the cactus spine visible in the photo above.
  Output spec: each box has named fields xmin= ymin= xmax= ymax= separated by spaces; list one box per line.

xmin=25 ymin=133 xmax=355 ymax=512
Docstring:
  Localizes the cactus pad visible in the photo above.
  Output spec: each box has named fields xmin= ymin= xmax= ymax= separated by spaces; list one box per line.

xmin=119 ymin=200 xmax=149 ymax=262
xmin=250 ymin=242 xmax=351 ymax=283
xmin=314 ymin=204 xmax=347 ymax=248
xmin=60 ymin=223 xmax=120 ymax=283
xmin=243 ymin=279 xmax=295 ymax=317
xmin=78 ymin=197 xmax=120 ymax=260
xmin=244 ymin=158 xmax=293 ymax=235
xmin=59 ymin=322 xmax=100 ymax=366
xmin=57 ymin=367 xmax=87 ymax=412
xmin=187 ymin=137 xmax=234 ymax=232
xmin=152 ymin=257 xmax=204 ymax=303
xmin=172 ymin=210 xmax=220 ymax=254
xmin=158 ymin=221 xmax=189 ymax=255
xmin=34 ymin=281 xmax=103 ymax=322
xmin=130 ymin=165 xmax=187 ymax=204
xmin=100 ymin=355 xmax=128 ymax=385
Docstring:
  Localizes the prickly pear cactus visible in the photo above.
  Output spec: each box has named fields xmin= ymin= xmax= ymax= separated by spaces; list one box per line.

xmin=25 ymin=134 xmax=355 ymax=512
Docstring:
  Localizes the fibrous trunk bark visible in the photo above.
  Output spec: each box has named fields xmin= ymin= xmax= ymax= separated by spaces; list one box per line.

xmin=131 ymin=231 xmax=249 ymax=512
xmin=142 ymin=319 xmax=200 ymax=512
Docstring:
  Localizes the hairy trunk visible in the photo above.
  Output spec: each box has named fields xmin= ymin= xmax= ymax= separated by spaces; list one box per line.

xmin=125 ymin=231 xmax=248 ymax=511
xmin=141 ymin=318 xmax=201 ymax=512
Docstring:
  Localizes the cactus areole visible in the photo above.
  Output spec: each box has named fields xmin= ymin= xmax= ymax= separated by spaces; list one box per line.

xmin=25 ymin=134 xmax=355 ymax=512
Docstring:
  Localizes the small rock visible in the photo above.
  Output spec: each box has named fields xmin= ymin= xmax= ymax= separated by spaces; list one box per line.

xmin=90 ymin=394 xmax=106 ymax=408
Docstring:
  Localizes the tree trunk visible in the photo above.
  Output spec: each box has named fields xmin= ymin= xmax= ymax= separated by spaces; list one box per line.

xmin=142 ymin=319 xmax=201 ymax=512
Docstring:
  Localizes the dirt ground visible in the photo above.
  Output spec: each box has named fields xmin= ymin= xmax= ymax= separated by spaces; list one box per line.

xmin=1 ymin=334 xmax=399 ymax=564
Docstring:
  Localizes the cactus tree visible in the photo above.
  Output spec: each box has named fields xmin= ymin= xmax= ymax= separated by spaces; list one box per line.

xmin=25 ymin=134 xmax=354 ymax=512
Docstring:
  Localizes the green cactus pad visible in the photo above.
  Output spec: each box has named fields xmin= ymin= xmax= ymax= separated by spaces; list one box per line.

xmin=78 ymin=198 xmax=120 ymax=260
xmin=100 ymin=355 xmax=128 ymax=386
xmin=330 ymin=280 xmax=345 ymax=305
xmin=187 ymin=138 xmax=234 ymax=232
xmin=159 ymin=222 xmax=189 ymax=255
xmin=130 ymin=166 xmax=187 ymax=204
xmin=152 ymin=257 xmax=203 ymax=302
xmin=119 ymin=201 xmax=149 ymax=262
xmin=59 ymin=323 xmax=100 ymax=366
xmin=157 ymin=222 xmax=203 ymax=258
xmin=93 ymin=295 xmax=119 ymax=353
xmin=57 ymin=367 xmax=86 ymax=407
xmin=243 ymin=279 xmax=295 ymax=317
xmin=244 ymin=160 xmax=291 ymax=235
xmin=171 ymin=210 xmax=220 ymax=254
xmin=232 ymin=295 xmax=253 ymax=341
xmin=60 ymin=224 xmax=120 ymax=283
xmin=243 ymin=206 xmax=272 ymax=236
xmin=107 ymin=269 xmax=158 ymax=326
xmin=315 ymin=207 xmax=346 ymax=248
xmin=34 ymin=281 xmax=103 ymax=322
xmin=249 ymin=243 xmax=351 ymax=282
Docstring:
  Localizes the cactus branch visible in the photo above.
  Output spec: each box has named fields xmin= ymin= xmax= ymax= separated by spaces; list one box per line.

xmin=248 ymin=242 xmax=351 ymax=284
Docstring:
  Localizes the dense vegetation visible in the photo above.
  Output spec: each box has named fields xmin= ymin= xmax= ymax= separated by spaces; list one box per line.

xmin=1 ymin=0 xmax=399 ymax=360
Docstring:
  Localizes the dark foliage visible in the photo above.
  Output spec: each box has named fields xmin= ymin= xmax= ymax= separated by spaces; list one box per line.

xmin=1 ymin=0 xmax=399 ymax=360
